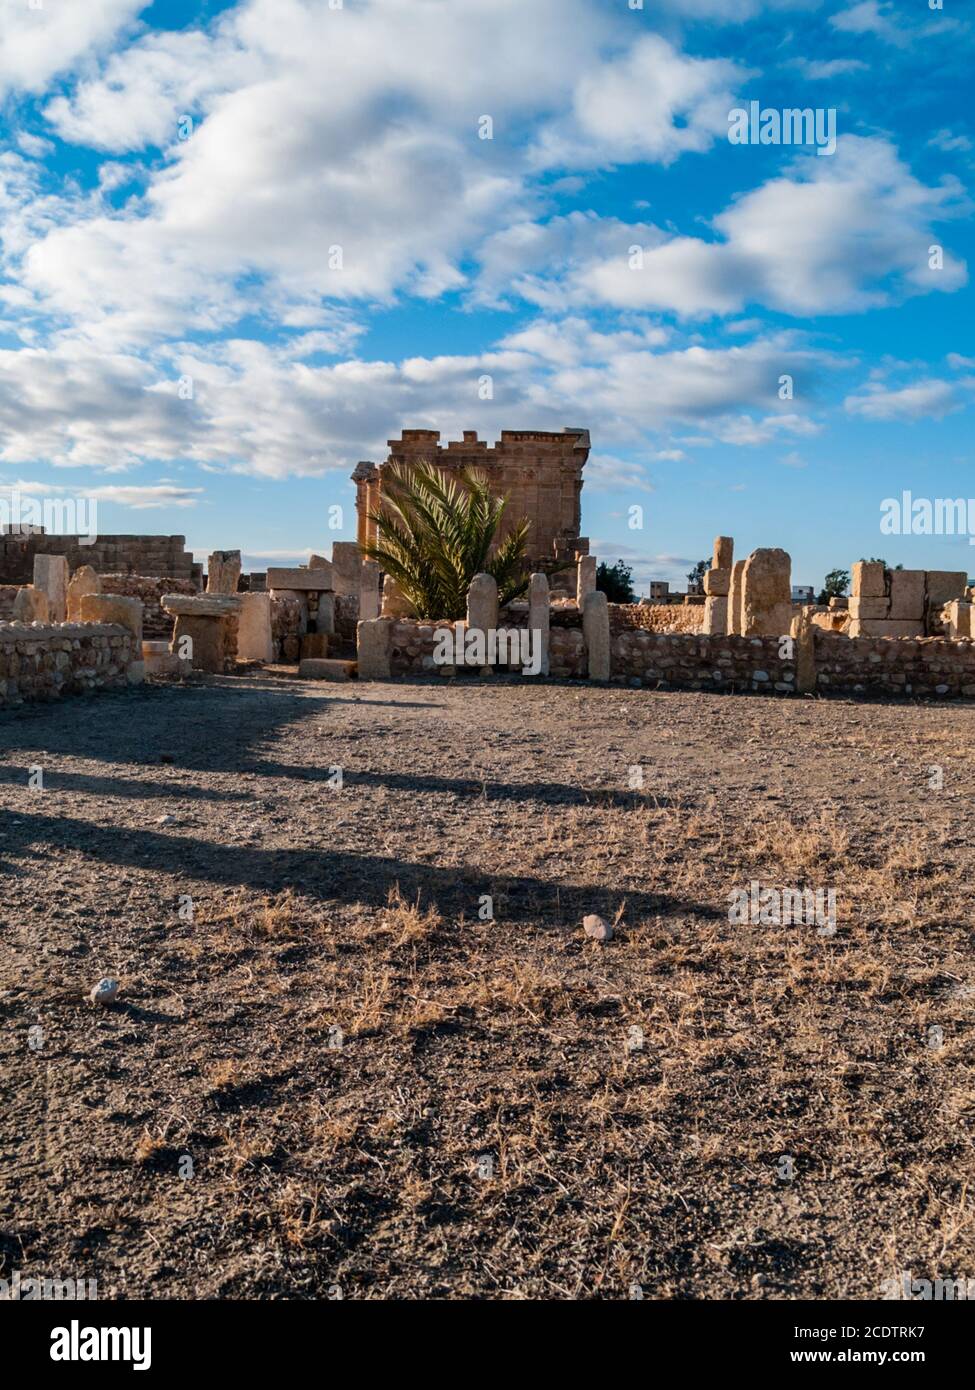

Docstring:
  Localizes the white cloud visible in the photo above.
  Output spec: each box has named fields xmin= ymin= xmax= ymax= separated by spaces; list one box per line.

xmin=829 ymin=1 xmax=908 ymax=48
xmin=843 ymin=379 xmax=962 ymax=420
xmin=0 ymin=0 xmax=143 ymax=100
xmin=789 ymin=57 xmax=868 ymax=79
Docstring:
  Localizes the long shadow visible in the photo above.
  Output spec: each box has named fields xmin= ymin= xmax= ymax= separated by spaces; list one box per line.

xmin=0 ymin=807 xmax=719 ymax=926
xmin=0 ymin=768 xmax=251 ymax=803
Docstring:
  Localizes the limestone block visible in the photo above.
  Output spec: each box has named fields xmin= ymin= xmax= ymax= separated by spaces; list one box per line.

xmin=740 ymin=548 xmax=792 ymax=637
xmin=848 ymin=596 xmax=890 ymax=620
xmin=702 ymin=595 xmax=729 ymax=636
xmin=583 ymin=589 xmax=610 ymax=681
xmin=161 ymin=593 xmax=241 ymax=619
xmin=266 ymin=564 xmax=333 ymax=592
xmin=712 ymin=536 xmax=734 ymax=570
xmin=33 ymin=554 xmax=69 ymax=623
xmin=300 ymin=632 xmax=328 ymax=660
xmin=527 ymin=571 xmax=550 ymax=677
xmin=381 ymin=575 xmax=415 ymax=618
xmin=888 ymin=569 xmax=925 ymax=620
xmin=847 ymin=619 xmax=924 ymax=638
xmin=171 ymin=614 xmax=228 ymax=673
xmin=926 ymin=571 xmax=967 ymax=607
xmin=851 ymin=561 xmax=886 ymax=598
xmin=359 ymin=561 xmax=381 ymax=621
xmin=944 ymin=600 xmax=973 ymax=639
xmin=467 ymin=572 xmax=498 ymax=633
xmin=331 ymin=541 xmax=362 ymax=596
xmin=315 ymin=592 xmax=336 ymax=635
xmin=206 ymin=549 xmax=242 ymax=595
xmin=576 ymin=554 xmax=597 ymax=606
xmin=703 ymin=567 xmax=731 ymax=597
xmin=13 ymin=587 xmax=49 ymax=623
xmin=142 ymin=640 xmax=191 ymax=679
xmin=67 ymin=565 xmax=100 ymax=621
xmin=298 ymin=658 xmax=356 ymax=681
xmin=237 ymin=592 xmax=273 ymax=662
xmin=80 ymin=593 xmax=143 ymax=645
xmin=729 ymin=559 xmax=746 ymax=635
xmin=357 ymin=617 xmax=392 ymax=678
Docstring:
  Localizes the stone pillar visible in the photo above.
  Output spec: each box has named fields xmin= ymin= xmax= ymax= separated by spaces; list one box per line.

xmin=944 ymin=599 xmax=973 ymax=639
xmin=237 ymin=592 xmax=273 ymax=661
xmin=331 ymin=541 xmax=362 ymax=596
xmin=357 ymin=617 xmax=392 ymax=678
xmin=712 ymin=536 xmax=734 ymax=570
xmin=13 ymin=587 xmax=49 ymax=623
xmin=359 ymin=561 xmax=381 ymax=621
xmin=577 ymin=554 xmax=597 ymax=606
xmin=527 ymin=572 xmax=550 ymax=677
xmin=67 ymin=565 xmax=100 ymax=621
xmin=467 ymin=572 xmax=498 ymax=672
xmin=702 ymin=596 xmax=729 ymax=636
xmin=583 ymin=589 xmax=610 ymax=681
xmin=790 ymin=606 xmax=817 ymax=694
xmin=381 ymin=574 xmax=415 ymax=618
xmin=206 ymin=549 xmax=242 ymax=596
xmin=728 ymin=559 xmax=747 ymax=636
xmin=33 ymin=554 xmax=68 ymax=623
xmin=316 ymin=592 xmax=336 ymax=635
xmin=740 ymin=549 xmax=793 ymax=637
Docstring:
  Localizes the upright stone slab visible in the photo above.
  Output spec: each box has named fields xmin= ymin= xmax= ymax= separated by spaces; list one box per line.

xmin=943 ymin=600 xmax=972 ymax=639
xmin=527 ymin=572 xmax=550 ymax=676
xmin=740 ymin=548 xmax=792 ymax=637
xmin=13 ymin=586 xmax=49 ymax=623
xmin=266 ymin=564 xmax=333 ymax=592
xmin=357 ymin=617 xmax=392 ymax=678
xmin=67 ymin=565 xmax=100 ymax=621
xmin=381 ymin=575 xmax=415 ymax=618
xmin=331 ymin=541 xmax=362 ymax=596
xmin=888 ymin=569 xmax=925 ymax=620
xmin=315 ymin=592 xmax=336 ymax=635
xmin=359 ymin=561 xmax=381 ymax=621
xmin=702 ymin=595 xmax=729 ymax=636
xmin=467 ymin=572 xmax=498 ymax=633
xmin=728 ymin=560 xmax=746 ymax=635
xmin=851 ymin=561 xmax=886 ymax=598
xmin=80 ymin=593 xmax=143 ymax=646
xmin=237 ymin=592 xmax=273 ymax=661
xmin=703 ymin=567 xmax=730 ymax=596
xmin=33 ymin=554 xmax=68 ymax=623
xmin=712 ymin=536 xmax=734 ymax=570
xmin=926 ymin=571 xmax=967 ymax=608
xmin=790 ymin=607 xmax=816 ymax=695
xmin=583 ymin=590 xmax=610 ymax=681
xmin=206 ymin=550 xmax=242 ymax=596
xmin=577 ymin=554 xmax=597 ymax=606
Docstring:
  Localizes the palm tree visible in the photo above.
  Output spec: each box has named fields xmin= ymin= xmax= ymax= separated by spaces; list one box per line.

xmin=361 ymin=460 xmax=531 ymax=619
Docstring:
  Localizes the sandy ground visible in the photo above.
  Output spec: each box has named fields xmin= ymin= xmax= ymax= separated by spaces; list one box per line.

xmin=1 ymin=673 xmax=974 ymax=1299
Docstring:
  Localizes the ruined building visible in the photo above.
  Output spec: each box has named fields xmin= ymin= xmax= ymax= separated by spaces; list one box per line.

xmin=352 ymin=428 xmax=591 ymax=570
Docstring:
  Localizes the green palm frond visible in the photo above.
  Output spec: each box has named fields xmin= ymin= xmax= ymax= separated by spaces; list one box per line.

xmin=362 ymin=461 xmax=531 ymax=619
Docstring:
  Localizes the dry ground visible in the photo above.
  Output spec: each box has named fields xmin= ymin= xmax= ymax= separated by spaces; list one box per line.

xmin=1 ymin=674 xmax=974 ymax=1300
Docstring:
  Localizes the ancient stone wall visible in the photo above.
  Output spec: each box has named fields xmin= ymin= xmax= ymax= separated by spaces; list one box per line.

xmin=815 ymin=632 xmax=975 ymax=697
xmin=0 ymin=623 xmax=138 ymax=707
xmin=610 ymin=603 xmax=704 ymax=635
xmin=353 ymin=428 xmax=591 ymax=569
xmin=0 ymin=532 xmax=194 ymax=584
xmin=271 ymin=595 xmax=303 ymax=663
xmin=100 ymin=575 xmax=197 ymax=638
xmin=611 ymin=633 xmax=795 ymax=692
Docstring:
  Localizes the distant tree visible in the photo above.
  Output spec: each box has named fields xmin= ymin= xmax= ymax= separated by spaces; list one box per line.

xmin=859 ymin=557 xmax=903 ymax=570
xmin=596 ymin=560 xmax=636 ymax=604
xmin=817 ymin=568 xmax=850 ymax=605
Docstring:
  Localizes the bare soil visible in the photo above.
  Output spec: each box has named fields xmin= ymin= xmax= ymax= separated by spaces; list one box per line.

xmin=1 ymin=674 xmax=973 ymax=1299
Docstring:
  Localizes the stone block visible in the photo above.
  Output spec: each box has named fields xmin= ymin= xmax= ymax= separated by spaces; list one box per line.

xmin=300 ymin=632 xmax=328 ymax=660
xmin=847 ymin=619 xmax=924 ymax=638
xmin=359 ymin=561 xmax=381 ymax=621
xmin=704 ymin=567 xmax=731 ymax=597
xmin=315 ymin=592 xmax=336 ymax=635
xmin=331 ymin=541 xmax=362 ymax=596
xmin=943 ymin=600 xmax=973 ymax=639
xmin=66 ymin=565 xmax=100 ymax=621
xmin=467 ymin=572 xmax=498 ymax=633
xmin=266 ymin=564 xmax=334 ymax=592
xmin=527 ymin=572 xmax=550 ymax=677
xmin=702 ymin=595 xmax=729 ymax=636
xmin=161 ymin=593 xmax=241 ymax=619
xmin=740 ymin=548 xmax=792 ymax=637
xmin=13 ymin=587 xmax=49 ymax=623
xmin=33 ymin=554 xmax=69 ymax=622
xmin=583 ymin=589 xmax=610 ymax=680
xmin=298 ymin=658 xmax=356 ymax=681
xmin=357 ymin=617 xmax=392 ymax=678
xmin=712 ymin=536 xmax=733 ymax=570
xmin=888 ymin=569 xmax=925 ymax=620
xmin=848 ymin=596 xmax=890 ymax=620
xmin=80 ymin=593 xmax=143 ymax=645
xmin=237 ymin=592 xmax=273 ymax=662
xmin=206 ymin=549 xmax=242 ymax=595
xmin=576 ymin=554 xmax=597 ymax=606
xmin=381 ymin=574 xmax=415 ymax=618
xmin=926 ymin=571 xmax=967 ymax=607
xmin=171 ymin=614 xmax=229 ymax=673
xmin=851 ymin=561 xmax=886 ymax=598
xmin=728 ymin=559 xmax=746 ymax=636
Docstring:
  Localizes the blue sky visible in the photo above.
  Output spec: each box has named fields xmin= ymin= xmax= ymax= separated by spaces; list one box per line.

xmin=0 ymin=0 xmax=972 ymax=591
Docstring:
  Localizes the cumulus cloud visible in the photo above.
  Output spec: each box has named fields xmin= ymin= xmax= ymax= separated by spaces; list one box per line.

xmin=843 ymin=379 xmax=963 ymax=420
xmin=0 ymin=0 xmax=143 ymax=100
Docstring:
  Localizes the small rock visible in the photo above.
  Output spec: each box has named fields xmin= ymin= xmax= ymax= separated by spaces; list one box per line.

xmin=752 ymin=1273 xmax=768 ymax=1290
xmin=89 ymin=977 xmax=120 ymax=1006
xmin=583 ymin=913 xmax=613 ymax=942
xmin=157 ymin=814 xmax=175 ymax=826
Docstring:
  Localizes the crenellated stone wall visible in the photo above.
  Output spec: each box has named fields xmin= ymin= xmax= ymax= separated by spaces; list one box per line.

xmin=0 ymin=623 xmax=139 ymax=707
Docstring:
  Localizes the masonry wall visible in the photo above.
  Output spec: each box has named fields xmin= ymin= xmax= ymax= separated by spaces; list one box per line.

xmin=610 ymin=603 xmax=705 ymax=636
xmin=0 ymin=623 xmax=137 ymax=707
xmin=0 ymin=532 xmax=194 ymax=585
xmin=611 ymin=632 xmax=795 ymax=692
xmin=815 ymin=631 xmax=975 ymax=697
xmin=100 ymin=574 xmax=197 ymax=638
